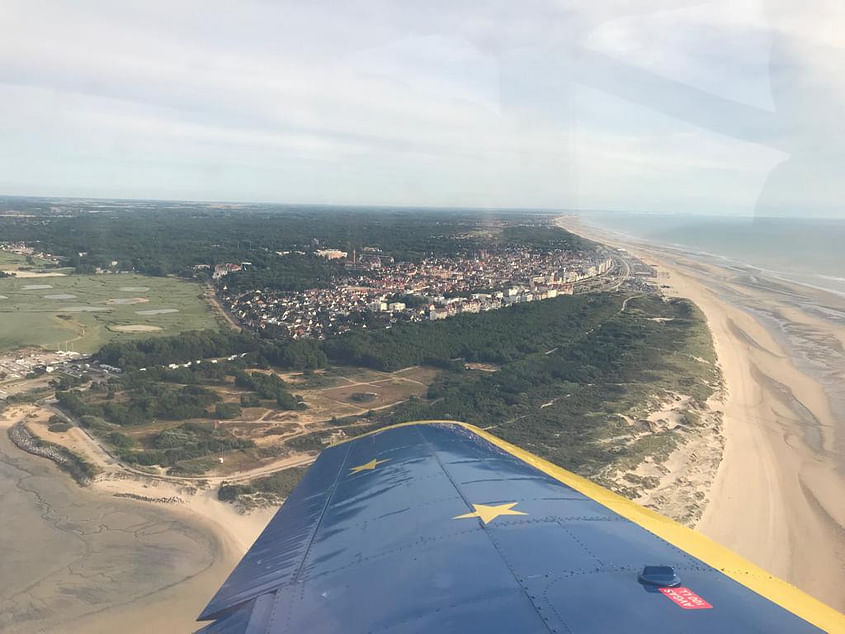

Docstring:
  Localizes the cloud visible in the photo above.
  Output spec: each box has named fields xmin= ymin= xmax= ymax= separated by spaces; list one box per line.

xmin=0 ymin=0 xmax=842 ymax=215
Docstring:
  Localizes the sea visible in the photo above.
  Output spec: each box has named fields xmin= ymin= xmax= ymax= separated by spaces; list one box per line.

xmin=578 ymin=214 xmax=845 ymax=297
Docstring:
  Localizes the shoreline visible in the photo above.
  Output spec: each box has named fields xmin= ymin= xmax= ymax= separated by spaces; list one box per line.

xmin=556 ymin=215 xmax=845 ymax=610
xmin=0 ymin=404 xmax=274 ymax=633
xmin=64 ymin=483 xmax=273 ymax=634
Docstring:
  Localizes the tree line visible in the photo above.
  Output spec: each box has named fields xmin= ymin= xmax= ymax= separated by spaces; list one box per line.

xmin=96 ymin=330 xmax=327 ymax=371
xmin=322 ymin=295 xmax=622 ymax=371
xmin=0 ymin=206 xmax=537 ymax=276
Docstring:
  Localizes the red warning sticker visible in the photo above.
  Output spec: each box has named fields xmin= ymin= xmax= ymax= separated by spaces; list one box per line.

xmin=659 ymin=587 xmax=713 ymax=610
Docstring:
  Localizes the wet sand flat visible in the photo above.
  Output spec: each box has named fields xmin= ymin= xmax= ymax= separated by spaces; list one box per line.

xmin=0 ymin=427 xmax=225 ymax=633
xmin=0 ymin=402 xmax=276 ymax=632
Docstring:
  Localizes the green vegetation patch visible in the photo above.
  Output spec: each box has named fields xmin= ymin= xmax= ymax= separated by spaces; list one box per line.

xmin=215 ymin=402 xmax=242 ymax=419
xmin=55 ymin=358 xmax=304 ymax=473
xmin=96 ymin=329 xmax=326 ymax=370
xmin=324 ymin=294 xmax=622 ymax=371
xmin=0 ymin=250 xmax=59 ymax=271
xmin=117 ymin=422 xmax=254 ymax=471
xmin=218 ymin=465 xmax=310 ymax=504
xmin=0 ymin=274 xmax=218 ymax=352
xmin=233 ymin=370 xmax=304 ymax=410
xmin=57 ymin=383 xmax=221 ymax=426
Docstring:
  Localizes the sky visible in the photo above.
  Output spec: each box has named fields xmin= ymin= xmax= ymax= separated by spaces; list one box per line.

xmin=1 ymin=0 xmax=844 ymax=216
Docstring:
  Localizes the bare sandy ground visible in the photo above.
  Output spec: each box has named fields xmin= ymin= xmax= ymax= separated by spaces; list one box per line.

xmin=1 ymin=270 xmax=67 ymax=278
xmin=557 ymin=216 xmax=845 ymax=610
xmin=110 ymin=324 xmax=162 ymax=333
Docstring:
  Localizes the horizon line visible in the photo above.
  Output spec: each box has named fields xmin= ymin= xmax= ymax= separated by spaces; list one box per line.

xmin=1 ymin=192 xmax=839 ymax=220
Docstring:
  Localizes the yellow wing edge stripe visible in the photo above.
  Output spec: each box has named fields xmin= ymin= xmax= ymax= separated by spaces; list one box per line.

xmin=330 ymin=419 xmax=845 ymax=632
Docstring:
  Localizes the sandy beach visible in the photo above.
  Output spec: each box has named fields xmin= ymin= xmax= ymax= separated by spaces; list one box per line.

xmin=557 ymin=216 xmax=845 ymax=611
xmin=0 ymin=405 xmax=274 ymax=633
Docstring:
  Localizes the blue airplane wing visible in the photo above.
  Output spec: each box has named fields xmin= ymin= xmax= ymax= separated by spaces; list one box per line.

xmin=197 ymin=421 xmax=844 ymax=633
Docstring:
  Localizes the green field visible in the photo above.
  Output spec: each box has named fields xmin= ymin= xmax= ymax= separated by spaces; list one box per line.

xmin=0 ymin=251 xmax=58 ymax=270
xmin=0 ymin=274 xmax=219 ymax=352
xmin=0 ymin=252 xmax=26 ymax=268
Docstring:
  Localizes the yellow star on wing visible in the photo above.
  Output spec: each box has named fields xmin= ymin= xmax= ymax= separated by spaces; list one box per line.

xmin=349 ymin=458 xmax=390 ymax=474
xmin=453 ymin=502 xmax=527 ymax=524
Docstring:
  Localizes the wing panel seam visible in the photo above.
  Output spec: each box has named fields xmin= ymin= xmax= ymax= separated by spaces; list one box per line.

xmin=270 ymin=441 xmax=354 ymax=633
xmin=418 ymin=425 xmax=556 ymax=634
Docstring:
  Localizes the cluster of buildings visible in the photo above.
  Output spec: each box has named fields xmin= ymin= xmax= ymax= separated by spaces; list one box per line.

xmin=194 ymin=262 xmax=255 ymax=280
xmin=0 ymin=242 xmax=62 ymax=268
xmin=222 ymin=247 xmax=613 ymax=339
xmin=212 ymin=262 xmax=245 ymax=280
xmin=0 ymin=349 xmax=84 ymax=387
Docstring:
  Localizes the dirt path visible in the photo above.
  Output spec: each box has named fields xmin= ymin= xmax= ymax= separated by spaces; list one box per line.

xmin=204 ymin=284 xmax=241 ymax=332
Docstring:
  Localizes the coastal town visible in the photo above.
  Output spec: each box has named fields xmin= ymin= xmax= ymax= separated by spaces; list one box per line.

xmin=218 ymin=246 xmax=615 ymax=339
xmin=1 ymin=233 xmax=646 ymax=346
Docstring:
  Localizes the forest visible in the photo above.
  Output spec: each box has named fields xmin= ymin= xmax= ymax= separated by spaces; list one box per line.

xmin=323 ymin=294 xmax=620 ymax=370
xmin=282 ymin=294 xmax=719 ymax=483
xmin=96 ymin=330 xmax=327 ymax=371
xmin=0 ymin=202 xmax=555 ymax=275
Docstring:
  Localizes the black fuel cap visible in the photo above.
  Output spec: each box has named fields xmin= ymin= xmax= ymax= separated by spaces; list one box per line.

xmin=638 ymin=565 xmax=681 ymax=587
